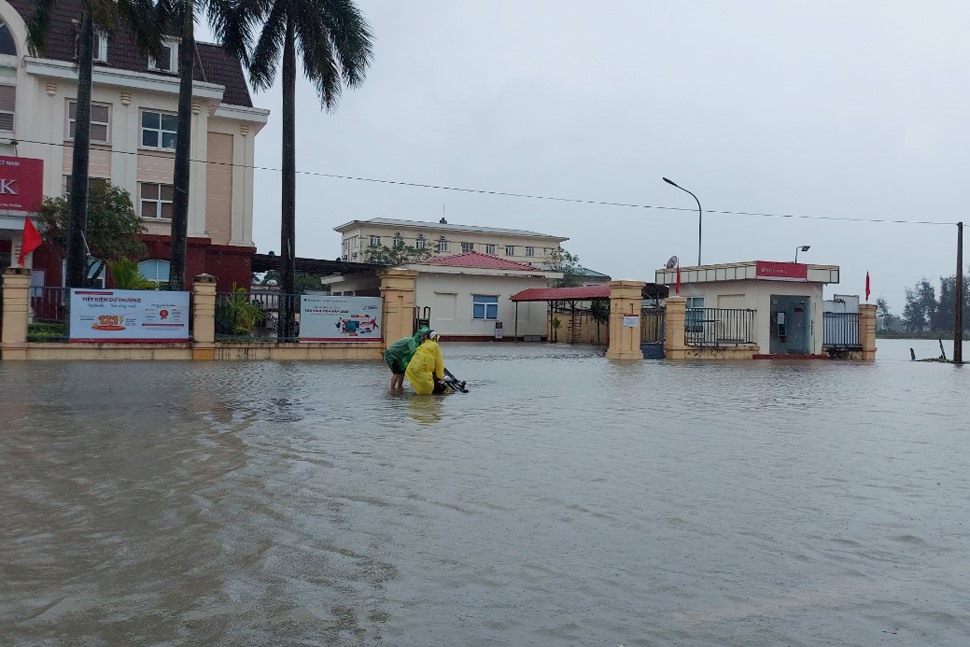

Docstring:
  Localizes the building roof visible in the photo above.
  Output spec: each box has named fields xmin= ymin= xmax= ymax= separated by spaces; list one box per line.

xmin=511 ymin=286 xmax=611 ymax=302
xmin=655 ymin=260 xmax=840 ymax=286
xmin=333 ymin=217 xmax=569 ymax=242
xmin=251 ymin=254 xmax=386 ymax=276
xmin=419 ymin=251 xmax=540 ymax=271
xmin=7 ymin=0 xmax=253 ymax=107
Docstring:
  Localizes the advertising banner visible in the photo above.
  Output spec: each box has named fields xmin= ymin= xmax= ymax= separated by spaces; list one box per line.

xmin=300 ymin=295 xmax=382 ymax=343
xmin=69 ymin=289 xmax=190 ymax=342
xmin=0 ymin=156 xmax=44 ymax=212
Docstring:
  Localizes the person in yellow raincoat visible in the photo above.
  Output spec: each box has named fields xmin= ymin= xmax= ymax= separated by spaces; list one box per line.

xmin=405 ymin=330 xmax=446 ymax=394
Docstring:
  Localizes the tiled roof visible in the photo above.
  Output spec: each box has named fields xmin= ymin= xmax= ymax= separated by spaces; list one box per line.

xmin=7 ymin=0 xmax=252 ymax=107
xmin=419 ymin=251 xmax=543 ymax=271
xmin=335 ymin=217 xmax=569 ymax=241
xmin=510 ymin=286 xmax=611 ymax=302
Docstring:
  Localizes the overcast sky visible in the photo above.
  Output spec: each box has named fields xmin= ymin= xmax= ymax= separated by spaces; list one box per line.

xmin=208 ymin=1 xmax=970 ymax=311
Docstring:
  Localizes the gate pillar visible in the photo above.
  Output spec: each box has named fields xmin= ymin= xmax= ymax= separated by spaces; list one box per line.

xmin=380 ymin=269 xmax=417 ymax=349
xmin=606 ymin=280 xmax=645 ymax=360
xmin=664 ymin=296 xmax=687 ymax=360
xmin=859 ymin=303 xmax=877 ymax=360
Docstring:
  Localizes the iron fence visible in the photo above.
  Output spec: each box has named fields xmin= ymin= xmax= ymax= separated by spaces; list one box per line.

xmin=27 ymin=286 xmax=70 ymax=342
xmin=216 ymin=289 xmax=302 ymax=341
xmin=822 ymin=312 xmax=861 ymax=348
xmin=685 ymin=307 xmax=756 ymax=347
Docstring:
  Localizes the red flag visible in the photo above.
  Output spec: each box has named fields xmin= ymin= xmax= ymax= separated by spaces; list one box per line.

xmin=675 ymin=264 xmax=681 ymax=296
xmin=865 ymin=271 xmax=871 ymax=302
xmin=17 ymin=217 xmax=43 ymax=266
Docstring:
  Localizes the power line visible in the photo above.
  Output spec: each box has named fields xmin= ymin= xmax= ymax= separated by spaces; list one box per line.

xmin=19 ymin=136 xmax=956 ymax=226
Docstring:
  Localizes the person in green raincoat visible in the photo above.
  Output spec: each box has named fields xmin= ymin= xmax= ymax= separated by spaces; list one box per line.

xmin=384 ymin=327 xmax=428 ymax=389
xmin=406 ymin=330 xmax=446 ymax=395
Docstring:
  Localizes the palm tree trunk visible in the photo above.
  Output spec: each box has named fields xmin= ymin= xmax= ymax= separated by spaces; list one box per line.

xmin=279 ymin=14 xmax=297 ymax=339
xmin=66 ymin=13 xmax=94 ymax=288
xmin=170 ymin=1 xmax=195 ymax=291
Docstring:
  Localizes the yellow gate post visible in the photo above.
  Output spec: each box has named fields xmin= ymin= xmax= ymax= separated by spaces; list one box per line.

xmin=664 ymin=296 xmax=687 ymax=360
xmin=1 ymin=267 xmax=31 ymax=360
xmin=858 ymin=303 xmax=877 ymax=360
xmin=192 ymin=273 xmax=218 ymax=360
xmin=606 ymin=280 xmax=645 ymax=360
xmin=380 ymin=269 xmax=417 ymax=349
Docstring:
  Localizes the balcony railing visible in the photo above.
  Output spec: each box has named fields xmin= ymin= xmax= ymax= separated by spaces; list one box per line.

xmin=685 ymin=308 xmax=756 ymax=347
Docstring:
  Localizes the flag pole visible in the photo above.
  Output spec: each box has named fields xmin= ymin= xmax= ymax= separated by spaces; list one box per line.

xmin=955 ymin=221 xmax=963 ymax=365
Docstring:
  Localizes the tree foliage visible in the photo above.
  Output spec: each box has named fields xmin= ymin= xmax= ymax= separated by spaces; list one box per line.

xmin=35 ymin=182 xmax=147 ymax=278
xmin=548 ymin=247 xmax=583 ymax=287
xmin=360 ymin=244 xmax=433 ymax=266
xmin=898 ymin=273 xmax=970 ymax=333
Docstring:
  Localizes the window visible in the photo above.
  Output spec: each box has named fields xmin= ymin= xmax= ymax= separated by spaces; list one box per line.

xmin=686 ymin=296 xmax=705 ymax=333
xmin=64 ymin=176 xmax=108 ymax=196
xmin=141 ymin=110 xmax=177 ymax=149
xmin=393 ymin=233 xmax=404 ymax=249
xmin=0 ymin=85 xmax=14 ymax=131
xmin=485 ymin=243 xmax=496 ymax=255
xmin=69 ymin=100 xmax=110 ymax=143
xmin=140 ymin=183 xmax=174 ymax=219
xmin=369 ymin=235 xmax=381 ymax=247
xmin=148 ymin=39 xmax=177 ymax=73
xmin=93 ymin=31 xmax=108 ymax=63
xmin=0 ymin=21 xmax=16 ymax=56
xmin=505 ymin=244 xmax=515 ymax=256
xmin=472 ymin=294 xmax=499 ymax=320
xmin=415 ymin=235 xmax=426 ymax=250
xmin=139 ymin=259 xmax=170 ymax=285
xmin=525 ymin=246 xmax=535 ymax=257
xmin=436 ymin=236 xmax=449 ymax=252
xmin=461 ymin=242 xmax=474 ymax=253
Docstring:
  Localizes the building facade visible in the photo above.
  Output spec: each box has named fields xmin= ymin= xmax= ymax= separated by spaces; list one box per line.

xmin=335 ymin=217 xmax=569 ymax=266
xmin=0 ymin=0 xmax=268 ymax=290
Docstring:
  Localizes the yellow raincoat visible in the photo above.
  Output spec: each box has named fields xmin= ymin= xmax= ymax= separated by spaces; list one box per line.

xmin=405 ymin=339 xmax=444 ymax=394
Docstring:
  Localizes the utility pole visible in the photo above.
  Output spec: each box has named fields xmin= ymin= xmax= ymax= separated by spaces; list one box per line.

xmin=955 ymin=221 xmax=964 ymax=364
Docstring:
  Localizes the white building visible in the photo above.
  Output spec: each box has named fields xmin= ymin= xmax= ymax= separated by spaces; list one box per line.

xmin=656 ymin=260 xmax=841 ymax=355
xmin=0 ymin=0 xmax=268 ymax=289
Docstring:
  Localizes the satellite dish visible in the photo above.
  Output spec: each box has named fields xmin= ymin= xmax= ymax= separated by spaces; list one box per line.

xmin=665 ymin=255 xmax=679 ymax=269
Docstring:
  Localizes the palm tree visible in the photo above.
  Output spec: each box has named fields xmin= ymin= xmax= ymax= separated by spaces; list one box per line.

xmin=220 ymin=0 xmax=373 ymax=338
xmin=27 ymin=0 xmax=162 ymax=289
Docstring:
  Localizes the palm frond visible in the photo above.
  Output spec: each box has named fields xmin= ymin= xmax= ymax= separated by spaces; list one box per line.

xmin=25 ymin=0 xmax=58 ymax=56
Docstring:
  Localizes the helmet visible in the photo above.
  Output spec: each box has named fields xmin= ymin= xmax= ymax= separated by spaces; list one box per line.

xmin=427 ymin=330 xmax=441 ymax=341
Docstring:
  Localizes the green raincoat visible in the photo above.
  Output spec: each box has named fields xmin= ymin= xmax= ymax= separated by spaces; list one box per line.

xmin=384 ymin=330 xmax=426 ymax=373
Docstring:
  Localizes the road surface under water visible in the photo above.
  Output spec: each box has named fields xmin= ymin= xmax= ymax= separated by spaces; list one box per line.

xmin=1 ymin=339 xmax=967 ymax=646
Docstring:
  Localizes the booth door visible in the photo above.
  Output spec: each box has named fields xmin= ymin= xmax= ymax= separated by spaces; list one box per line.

xmin=769 ymin=295 xmax=811 ymax=355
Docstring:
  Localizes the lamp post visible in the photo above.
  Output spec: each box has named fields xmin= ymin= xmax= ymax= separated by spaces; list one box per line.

xmin=795 ymin=245 xmax=811 ymax=262
xmin=663 ymin=177 xmax=703 ymax=266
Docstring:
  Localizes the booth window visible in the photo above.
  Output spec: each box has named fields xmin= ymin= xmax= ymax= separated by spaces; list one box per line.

xmin=686 ymin=296 xmax=705 ymax=332
xmin=472 ymin=294 xmax=498 ymax=320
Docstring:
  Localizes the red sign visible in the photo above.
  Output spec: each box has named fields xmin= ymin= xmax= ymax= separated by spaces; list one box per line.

xmin=755 ymin=261 xmax=808 ymax=280
xmin=0 ymin=156 xmax=44 ymax=212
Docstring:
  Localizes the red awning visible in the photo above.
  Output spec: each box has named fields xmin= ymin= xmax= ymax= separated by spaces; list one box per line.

xmin=510 ymin=286 xmax=611 ymax=302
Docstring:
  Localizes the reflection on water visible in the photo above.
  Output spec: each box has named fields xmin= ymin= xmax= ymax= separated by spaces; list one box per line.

xmin=1 ymin=342 xmax=968 ymax=646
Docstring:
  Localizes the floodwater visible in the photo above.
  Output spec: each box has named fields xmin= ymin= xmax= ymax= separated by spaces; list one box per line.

xmin=1 ymin=339 xmax=968 ymax=646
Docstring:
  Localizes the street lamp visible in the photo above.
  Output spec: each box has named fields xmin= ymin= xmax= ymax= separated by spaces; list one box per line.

xmin=663 ymin=177 xmax=703 ymax=266
xmin=795 ymin=245 xmax=811 ymax=262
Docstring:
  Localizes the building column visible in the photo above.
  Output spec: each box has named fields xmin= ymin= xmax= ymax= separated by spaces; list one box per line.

xmin=380 ymin=269 xmax=417 ymax=349
xmin=664 ymin=296 xmax=687 ymax=360
xmin=192 ymin=273 xmax=218 ymax=360
xmin=1 ymin=267 xmax=31 ymax=360
xmin=606 ymin=280 xmax=645 ymax=360
xmin=859 ymin=303 xmax=877 ymax=360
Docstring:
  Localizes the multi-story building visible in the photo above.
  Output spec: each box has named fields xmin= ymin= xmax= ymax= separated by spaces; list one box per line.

xmin=335 ymin=217 xmax=568 ymax=266
xmin=0 ymin=0 xmax=268 ymax=290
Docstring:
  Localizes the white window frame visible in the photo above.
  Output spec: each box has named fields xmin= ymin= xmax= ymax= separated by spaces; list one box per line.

xmin=436 ymin=236 xmax=449 ymax=253
xmin=369 ymin=235 xmax=381 ymax=247
xmin=93 ymin=31 xmax=108 ymax=63
xmin=461 ymin=242 xmax=474 ymax=253
xmin=148 ymin=39 xmax=178 ymax=73
xmin=140 ymin=109 xmax=177 ymax=150
xmin=392 ymin=233 xmax=404 ymax=249
xmin=139 ymin=259 xmax=171 ymax=285
xmin=0 ymin=84 xmax=14 ymax=132
xmin=525 ymin=246 xmax=535 ymax=257
xmin=505 ymin=244 xmax=515 ymax=256
xmin=472 ymin=294 xmax=499 ymax=320
xmin=485 ymin=243 xmax=496 ymax=255
xmin=68 ymin=100 xmax=111 ymax=144
xmin=415 ymin=235 xmax=426 ymax=250
xmin=139 ymin=182 xmax=174 ymax=219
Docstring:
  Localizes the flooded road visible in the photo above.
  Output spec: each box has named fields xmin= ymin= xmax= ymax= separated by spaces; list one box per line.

xmin=1 ymin=340 xmax=968 ymax=646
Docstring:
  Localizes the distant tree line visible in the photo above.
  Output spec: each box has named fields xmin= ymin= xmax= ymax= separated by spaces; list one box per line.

xmin=878 ymin=270 xmax=970 ymax=334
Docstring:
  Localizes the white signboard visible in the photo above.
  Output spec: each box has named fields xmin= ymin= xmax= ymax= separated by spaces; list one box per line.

xmin=69 ymin=289 xmax=190 ymax=342
xmin=300 ymin=295 xmax=382 ymax=343
xmin=622 ymin=314 xmax=640 ymax=328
